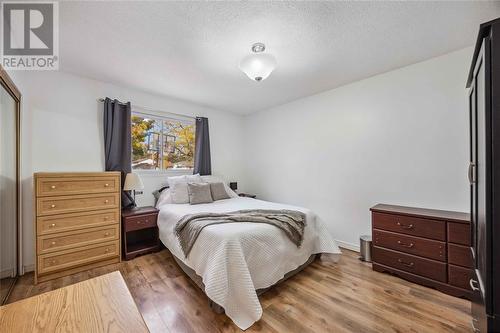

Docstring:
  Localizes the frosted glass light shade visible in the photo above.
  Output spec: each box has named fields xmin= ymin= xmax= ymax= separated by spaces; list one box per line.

xmin=123 ymin=173 xmax=144 ymax=191
xmin=239 ymin=53 xmax=277 ymax=81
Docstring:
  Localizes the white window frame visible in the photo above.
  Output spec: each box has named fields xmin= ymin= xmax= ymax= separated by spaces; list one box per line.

xmin=131 ymin=110 xmax=195 ymax=176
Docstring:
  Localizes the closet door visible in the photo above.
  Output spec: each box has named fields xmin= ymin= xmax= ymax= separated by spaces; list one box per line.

xmin=470 ymin=37 xmax=490 ymax=333
xmin=0 ymin=67 xmax=20 ymax=305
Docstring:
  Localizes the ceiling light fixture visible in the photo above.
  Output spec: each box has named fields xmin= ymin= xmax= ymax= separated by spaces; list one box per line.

xmin=239 ymin=43 xmax=277 ymax=82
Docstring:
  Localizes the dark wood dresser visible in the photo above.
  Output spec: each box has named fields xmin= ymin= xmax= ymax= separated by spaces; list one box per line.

xmin=122 ymin=206 xmax=160 ymax=260
xmin=371 ymin=204 xmax=473 ymax=299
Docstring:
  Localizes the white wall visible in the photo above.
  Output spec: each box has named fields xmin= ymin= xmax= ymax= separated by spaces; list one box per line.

xmin=8 ymin=46 xmax=473 ymax=269
xmin=8 ymin=70 xmax=246 ymax=271
xmin=242 ymin=47 xmax=472 ymax=250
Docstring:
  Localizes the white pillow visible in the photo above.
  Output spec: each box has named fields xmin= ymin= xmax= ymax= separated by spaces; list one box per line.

xmin=168 ymin=174 xmax=204 ymax=204
xmin=200 ymin=175 xmax=223 ymax=183
xmin=167 ymin=175 xmax=187 ymax=185
xmin=200 ymin=175 xmax=238 ymax=198
xmin=155 ymin=188 xmax=172 ymax=207
xmin=186 ymin=174 xmax=203 ymax=183
xmin=225 ymin=185 xmax=239 ymax=198
xmin=168 ymin=176 xmax=188 ymax=203
xmin=167 ymin=174 xmax=203 ymax=186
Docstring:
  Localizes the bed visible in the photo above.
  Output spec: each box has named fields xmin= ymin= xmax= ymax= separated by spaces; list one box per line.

xmin=156 ymin=189 xmax=341 ymax=330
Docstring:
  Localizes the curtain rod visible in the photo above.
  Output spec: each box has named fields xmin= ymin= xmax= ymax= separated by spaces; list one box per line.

xmin=98 ymin=98 xmax=197 ymax=121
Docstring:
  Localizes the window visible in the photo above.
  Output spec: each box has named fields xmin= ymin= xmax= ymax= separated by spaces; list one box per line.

xmin=131 ymin=112 xmax=195 ymax=171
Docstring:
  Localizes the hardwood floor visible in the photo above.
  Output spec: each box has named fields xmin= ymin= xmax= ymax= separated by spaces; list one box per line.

xmin=7 ymin=249 xmax=472 ymax=333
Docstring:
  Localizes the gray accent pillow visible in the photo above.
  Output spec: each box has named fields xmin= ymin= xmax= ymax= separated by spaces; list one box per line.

xmin=187 ymin=182 xmax=213 ymax=205
xmin=210 ymin=182 xmax=231 ymax=201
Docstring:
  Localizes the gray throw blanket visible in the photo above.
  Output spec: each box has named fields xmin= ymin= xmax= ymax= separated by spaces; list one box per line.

xmin=174 ymin=209 xmax=306 ymax=258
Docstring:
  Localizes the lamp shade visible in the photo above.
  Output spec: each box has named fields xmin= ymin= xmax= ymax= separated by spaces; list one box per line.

xmin=239 ymin=53 xmax=277 ymax=82
xmin=123 ymin=173 xmax=144 ymax=191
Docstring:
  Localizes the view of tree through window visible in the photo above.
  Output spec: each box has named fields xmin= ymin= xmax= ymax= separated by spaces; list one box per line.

xmin=131 ymin=113 xmax=195 ymax=170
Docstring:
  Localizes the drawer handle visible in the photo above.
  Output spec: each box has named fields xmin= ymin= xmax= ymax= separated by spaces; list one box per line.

xmin=51 ymin=204 xmax=56 ymax=208
xmin=51 ymin=241 xmax=56 ymax=246
xmin=105 ymin=183 xmax=109 ymax=187
xmin=104 ymin=216 xmax=109 ymax=220
xmin=471 ymin=318 xmax=480 ymax=332
xmin=145 ymin=219 xmax=149 ymax=223
xmin=397 ymin=259 xmax=414 ymax=267
xmin=50 ymin=223 xmax=56 ymax=228
xmin=105 ymin=200 xmax=109 ymax=204
xmin=397 ymin=240 xmax=414 ymax=248
xmin=105 ymin=248 xmax=110 ymax=253
xmin=104 ymin=232 xmax=110 ymax=236
xmin=469 ymin=162 xmax=476 ymax=185
xmin=51 ymin=185 xmax=56 ymax=189
xmin=137 ymin=221 xmax=142 ymax=224
xmin=50 ymin=260 xmax=57 ymax=264
xmin=397 ymin=222 xmax=414 ymax=229
xmin=470 ymin=278 xmax=480 ymax=292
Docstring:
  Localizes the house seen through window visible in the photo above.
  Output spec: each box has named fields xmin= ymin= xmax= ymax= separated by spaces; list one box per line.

xmin=131 ymin=112 xmax=195 ymax=170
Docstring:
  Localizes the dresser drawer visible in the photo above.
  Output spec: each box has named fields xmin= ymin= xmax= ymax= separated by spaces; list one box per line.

xmin=448 ymin=264 xmax=474 ymax=290
xmin=124 ymin=214 xmax=157 ymax=232
xmin=372 ymin=212 xmax=446 ymax=241
xmin=372 ymin=246 xmax=447 ymax=282
xmin=448 ymin=243 xmax=473 ymax=268
xmin=37 ymin=209 xmax=119 ymax=235
xmin=447 ymin=222 xmax=471 ymax=246
xmin=37 ymin=225 xmax=119 ymax=254
xmin=37 ymin=241 xmax=119 ymax=275
xmin=37 ymin=193 xmax=119 ymax=216
xmin=37 ymin=176 xmax=120 ymax=197
xmin=373 ymin=229 xmax=446 ymax=262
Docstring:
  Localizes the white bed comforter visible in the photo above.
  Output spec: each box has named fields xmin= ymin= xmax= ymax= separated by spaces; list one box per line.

xmin=157 ymin=197 xmax=341 ymax=330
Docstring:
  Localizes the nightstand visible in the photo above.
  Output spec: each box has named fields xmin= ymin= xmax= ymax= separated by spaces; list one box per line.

xmin=122 ymin=206 xmax=160 ymax=260
xmin=238 ymin=193 xmax=256 ymax=199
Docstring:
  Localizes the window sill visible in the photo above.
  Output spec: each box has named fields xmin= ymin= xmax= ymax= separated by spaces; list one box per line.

xmin=133 ymin=169 xmax=194 ymax=177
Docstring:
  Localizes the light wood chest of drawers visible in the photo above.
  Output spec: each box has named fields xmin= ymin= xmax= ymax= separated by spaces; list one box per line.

xmin=34 ymin=172 xmax=121 ymax=283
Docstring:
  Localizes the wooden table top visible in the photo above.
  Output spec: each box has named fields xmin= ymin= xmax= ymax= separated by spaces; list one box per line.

xmin=0 ymin=271 xmax=149 ymax=333
xmin=370 ymin=203 xmax=470 ymax=223
xmin=122 ymin=206 xmax=159 ymax=217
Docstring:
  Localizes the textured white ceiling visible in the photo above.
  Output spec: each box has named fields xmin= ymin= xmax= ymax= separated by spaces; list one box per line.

xmin=59 ymin=1 xmax=500 ymax=114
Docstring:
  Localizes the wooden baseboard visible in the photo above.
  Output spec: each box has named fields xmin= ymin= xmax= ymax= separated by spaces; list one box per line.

xmin=336 ymin=239 xmax=360 ymax=252
xmin=23 ymin=264 xmax=35 ymax=274
xmin=0 ymin=268 xmax=15 ymax=279
xmin=373 ymin=262 xmax=473 ymax=300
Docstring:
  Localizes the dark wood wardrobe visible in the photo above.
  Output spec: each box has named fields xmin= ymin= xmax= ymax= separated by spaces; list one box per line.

xmin=467 ymin=17 xmax=500 ymax=333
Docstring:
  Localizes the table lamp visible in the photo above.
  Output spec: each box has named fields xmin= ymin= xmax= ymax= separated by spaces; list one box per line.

xmin=124 ymin=173 xmax=144 ymax=207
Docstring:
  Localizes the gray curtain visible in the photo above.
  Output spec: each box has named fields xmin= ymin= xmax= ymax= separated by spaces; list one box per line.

xmin=103 ymin=98 xmax=134 ymax=208
xmin=193 ymin=117 xmax=211 ymax=175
